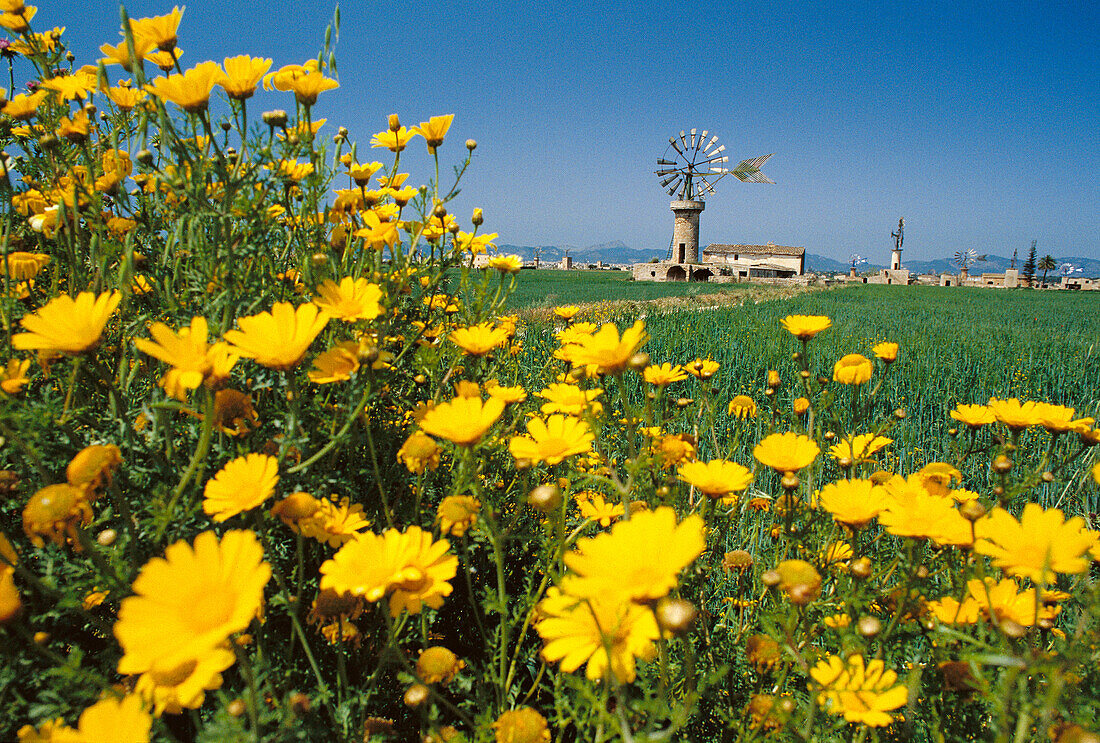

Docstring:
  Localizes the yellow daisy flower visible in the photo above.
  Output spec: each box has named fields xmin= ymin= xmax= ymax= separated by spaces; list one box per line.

xmin=753 ymin=432 xmax=820 ymax=473
xmin=780 ymin=314 xmax=831 ymax=341
xmin=312 ymin=277 xmax=383 ymax=322
xmin=418 ymin=396 xmax=504 ymax=446
xmin=677 ymin=459 xmax=754 ymax=501
xmin=13 ymin=291 xmax=121 ymax=355
xmin=224 ymin=302 xmax=328 ymax=370
xmin=509 ymin=415 xmax=594 ymax=465
xmin=202 ymin=454 xmax=279 ymax=522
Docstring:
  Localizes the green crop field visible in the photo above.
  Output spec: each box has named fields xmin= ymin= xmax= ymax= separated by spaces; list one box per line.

xmin=515 ymin=281 xmax=1100 ymax=503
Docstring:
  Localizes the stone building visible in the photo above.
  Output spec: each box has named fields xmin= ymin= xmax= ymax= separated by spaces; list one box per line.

xmin=632 ymin=242 xmax=805 ymax=282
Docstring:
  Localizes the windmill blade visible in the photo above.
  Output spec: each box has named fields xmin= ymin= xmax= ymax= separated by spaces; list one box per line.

xmin=702 ymin=154 xmax=729 ymax=165
xmin=702 ymin=135 xmax=719 ymax=154
xmin=709 ymin=166 xmax=730 ymax=174
xmin=731 ymin=153 xmax=775 ymax=183
xmin=679 ymin=130 xmax=690 ymax=152
xmin=659 ymin=174 xmax=681 ymax=190
xmin=669 ymin=137 xmax=683 ymax=155
xmin=689 ymin=128 xmax=698 ymax=149
xmin=657 ymin=159 xmax=677 ymax=166
xmin=656 ymin=168 xmax=679 ymax=176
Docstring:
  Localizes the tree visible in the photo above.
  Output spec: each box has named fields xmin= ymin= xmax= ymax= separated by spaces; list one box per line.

xmin=1022 ymin=240 xmax=1037 ymax=287
xmin=1037 ymin=254 xmax=1057 ymax=288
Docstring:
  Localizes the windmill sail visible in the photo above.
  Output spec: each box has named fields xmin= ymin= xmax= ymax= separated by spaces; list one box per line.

xmin=731 ymin=154 xmax=774 ymax=184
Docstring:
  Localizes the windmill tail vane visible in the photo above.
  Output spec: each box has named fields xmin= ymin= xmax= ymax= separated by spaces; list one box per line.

xmin=731 ymin=154 xmax=775 ymax=184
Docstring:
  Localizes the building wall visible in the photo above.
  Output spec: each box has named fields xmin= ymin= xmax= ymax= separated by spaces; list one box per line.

xmin=700 ymin=253 xmax=803 ymax=274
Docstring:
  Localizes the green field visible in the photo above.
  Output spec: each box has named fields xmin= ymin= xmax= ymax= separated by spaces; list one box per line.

xmin=502 ymin=269 xmax=796 ymax=309
xmin=515 ymin=280 xmax=1100 ymax=501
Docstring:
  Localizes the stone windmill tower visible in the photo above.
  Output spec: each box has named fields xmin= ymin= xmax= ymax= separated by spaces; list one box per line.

xmin=655 ymin=130 xmax=774 ymax=264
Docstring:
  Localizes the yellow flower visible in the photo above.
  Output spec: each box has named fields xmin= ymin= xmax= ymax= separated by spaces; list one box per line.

xmin=106 ymin=82 xmax=148 ymax=110
xmin=436 ymin=495 xmax=480 ymax=537
xmin=224 ymin=302 xmax=328 ymax=370
xmin=537 ymin=383 xmax=603 ymax=416
xmin=563 ymin=320 xmax=647 ymax=375
xmin=270 ymin=492 xmax=322 ymax=532
xmin=59 ymin=694 xmax=152 ymax=742
xmin=100 ymin=37 xmax=157 ymax=72
xmin=301 ymin=497 xmax=371 ymax=548
xmin=486 ymin=254 xmax=523 ymax=273
xmin=652 ymin=433 xmax=696 ymax=468
xmin=129 ymin=6 xmax=183 ymax=51
xmin=286 ymin=70 xmax=339 ymax=106
xmin=454 ymin=230 xmax=498 ymax=255
xmin=832 ymin=353 xmax=873 ymax=385
xmin=134 ymin=647 xmax=234 ymax=716
xmin=411 ymin=114 xmax=454 ymax=152
xmin=41 ymin=72 xmax=97 ymax=102
xmin=810 ymin=654 xmax=908 ymax=727
xmin=17 ymin=718 xmax=74 ymax=742
xmin=202 ymin=454 xmax=279 ymax=522
xmin=817 ymin=479 xmax=886 ymax=528
xmin=950 ymin=403 xmax=996 ymax=428
xmin=307 ymin=342 xmax=360 ymax=384
xmin=3 ymin=90 xmax=46 ymax=121
xmin=219 ymin=55 xmax=271 ymax=100
xmin=398 ymin=431 xmax=441 ymax=473
xmin=312 ymin=277 xmax=383 ymax=321
xmin=355 ymin=210 xmax=401 ymax=251
xmin=684 ymin=357 xmax=720 ymax=379
xmin=829 ymin=433 xmax=891 ymax=463
xmin=562 ymin=506 xmax=704 ymax=603
xmin=642 ymin=362 xmax=687 ymax=387
xmin=509 ymin=415 xmax=594 ymax=465
xmin=372 ymin=125 xmax=418 ymax=152
xmin=553 ymin=305 xmax=579 ymax=321
xmin=965 ymin=577 xmax=1057 ymax=627
xmin=485 ymin=380 xmax=528 ymax=405
xmin=1035 ymin=403 xmax=1094 ymax=434
xmin=2 ymin=251 xmax=49 ymax=280
xmin=492 ymin=707 xmax=550 ymax=743
xmin=449 ymin=322 xmax=510 ymax=356
xmin=146 ymin=61 xmax=226 ymax=113
xmin=417 ymin=646 xmax=464 ymax=685
xmin=263 ymin=60 xmax=319 ymax=91
xmin=780 ymin=314 xmax=831 ymax=341
xmin=753 ymin=432 xmax=820 ymax=473
xmin=727 ymin=394 xmax=757 ymax=419
xmin=115 ymin=530 xmax=270 ymax=678
xmin=987 ymin=397 xmax=1043 ymax=430
xmin=134 ymin=317 xmax=239 ymax=400
xmin=872 ymin=341 xmax=898 ymax=362
xmin=66 ymin=444 xmax=122 ymax=497
xmin=319 ymin=527 xmax=457 ymax=617
xmin=536 ymin=587 xmax=659 ymax=682
xmin=914 ymin=462 xmax=962 ymax=496
xmin=677 ymin=459 xmax=753 ymax=501
xmin=22 ymin=484 xmax=93 ymax=549
xmin=974 ymin=503 xmax=1097 ymax=582
xmin=1 ymin=358 xmax=31 ymax=394
xmin=878 ymin=474 xmax=973 ymax=545
xmin=0 ymin=5 xmax=34 ymax=32
xmin=13 ymin=291 xmax=121 ymax=355
xmin=418 ymin=396 xmax=505 ymax=446
xmin=576 ymin=492 xmax=623 ymax=527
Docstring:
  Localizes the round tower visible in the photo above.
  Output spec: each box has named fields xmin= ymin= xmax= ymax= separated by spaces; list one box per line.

xmin=670 ymin=199 xmax=705 ymax=264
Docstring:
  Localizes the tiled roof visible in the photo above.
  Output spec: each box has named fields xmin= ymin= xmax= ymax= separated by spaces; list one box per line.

xmin=703 ymin=243 xmax=805 ymax=256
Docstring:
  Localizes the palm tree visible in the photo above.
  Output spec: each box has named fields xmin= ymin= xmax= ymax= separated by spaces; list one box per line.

xmin=1038 ymin=255 xmax=1057 ymax=288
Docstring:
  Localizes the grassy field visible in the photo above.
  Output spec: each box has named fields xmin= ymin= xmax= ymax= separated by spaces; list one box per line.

xmin=514 ymin=280 xmax=1100 ymax=503
xmin=502 ymin=269 xmax=802 ymax=309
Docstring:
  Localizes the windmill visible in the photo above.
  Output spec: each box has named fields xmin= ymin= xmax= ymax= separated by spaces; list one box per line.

xmin=655 ymin=129 xmax=774 ymax=263
xmin=953 ymin=249 xmax=986 ymax=280
xmin=848 ymin=253 xmax=866 ymax=277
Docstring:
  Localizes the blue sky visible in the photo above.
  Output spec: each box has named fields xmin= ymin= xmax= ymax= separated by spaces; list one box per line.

xmin=55 ymin=2 xmax=1100 ymax=261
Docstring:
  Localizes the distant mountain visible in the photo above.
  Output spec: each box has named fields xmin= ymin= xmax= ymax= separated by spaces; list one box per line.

xmin=496 ymin=242 xmax=665 ymax=265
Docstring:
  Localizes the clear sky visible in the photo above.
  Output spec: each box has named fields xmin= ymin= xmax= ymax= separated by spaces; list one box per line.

xmin=56 ymin=1 xmax=1100 ymax=262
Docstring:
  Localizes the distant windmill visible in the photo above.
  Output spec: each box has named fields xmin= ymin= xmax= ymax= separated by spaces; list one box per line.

xmin=953 ymin=249 xmax=986 ymax=280
xmin=655 ymin=129 xmax=774 ymax=264
xmin=848 ymin=253 xmax=866 ymax=277
xmin=1059 ymin=263 xmax=1083 ymax=277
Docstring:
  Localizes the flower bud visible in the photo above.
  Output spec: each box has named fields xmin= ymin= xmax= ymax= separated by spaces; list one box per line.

xmin=793 ymin=397 xmax=810 ymax=415
xmin=388 ymin=113 xmax=401 ymax=132
xmin=135 ymin=149 xmax=154 ymax=166
xmin=1041 ymin=471 xmax=1054 ymax=483
xmin=262 ymin=110 xmax=288 ymax=128
xmin=857 ymin=615 xmax=882 ymax=637
xmin=289 ymin=692 xmax=311 ymax=714
xmin=894 ymin=408 xmax=906 ymax=419
xmin=850 ymin=556 xmax=872 ymax=579
xmin=403 ymin=683 xmax=430 ymax=708
xmin=311 ymin=252 xmax=328 ymax=267
xmin=96 ymin=529 xmax=117 ymax=546
xmin=999 ymin=619 xmax=1026 ymax=639
xmin=655 ymin=598 xmax=697 ymax=637
xmin=227 ymin=699 xmax=246 ymax=717
xmin=471 ymin=207 xmax=483 ymax=226
xmin=219 ymin=119 xmax=231 ymax=132
xmin=761 ymin=570 xmax=781 ymax=588
xmin=433 ymin=204 xmax=447 ymax=219
xmin=959 ymin=500 xmax=987 ymax=522
xmin=993 ymin=455 xmax=1013 ymax=474
xmin=767 ymin=370 xmax=780 ymax=388
xmin=38 ymin=134 xmax=60 ymax=152
xmin=675 ymin=397 xmax=693 ymax=408
xmin=627 ymin=352 xmax=650 ymax=371
xmin=465 ymin=138 xmax=477 ymax=151
xmin=527 ymin=484 xmax=562 ymax=513
xmin=413 ymin=374 xmax=428 ymax=386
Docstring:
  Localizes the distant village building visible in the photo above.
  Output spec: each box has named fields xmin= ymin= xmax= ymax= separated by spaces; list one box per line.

xmin=632 ymin=243 xmax=806 ymax=283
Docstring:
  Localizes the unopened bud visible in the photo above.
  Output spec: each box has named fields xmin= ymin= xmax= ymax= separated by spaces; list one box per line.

xmin=1041 ymin=471 xmax=1054 ymax=483
xmin=83 ymin=103 xmax=97 ymax=117
xmin=655 ymin=598 xmax=697 ymax=637
xmin=227 ymin=699 xmax=246 ymax=717
xmin=761 ymin=570 xmax=781 ymax=588
xmin=135 ymin=149 xmax=154 ymax=166
xmin=289 ymin=692 xmax=311 ymax=714
xmin=894 ymin=408 xmax=906 ymax=419
xmin=850 ymin=557 xmax=872 ymax=579
xmin=38 ymin=134 xmax=60 ymax=152
xmin=403 ymin=683 xmax=430 ymax=708
xmin=262 ymin=110 xmax=288 ymax=128
xmin=96 ymin=529 xmax=117 ymax=546
xmin=338 ymin=126 xmax=348 ymax=138
xmin=527 ymin=484 xmax=562 ymax=513
xmin=675 ymin=397 xmax=693 ymax=408
xmin=780 ymin=473 xmax=800 ymax=491
xmin=433 ymin=204 xmax=447 ymax=219
xmin=471 ymin=207 xmax=483 ymax=226
xmin=311 ymin=252 xmax=328 ymax=267
xmin=465 ymin=138 xmax=477 ymax=151
xmin=857 ymin=616 xmax=882 ymax=637
xmin=388 ymin=113 xmax=401 ymax=132
xmin=628 ymin=352 xmax=650 ymax=371
xmin=220 ymin=120 xmax=232 ymax=132
xmin=916 ymin=565 xmax=929 ymax=579
xmin=767 ymin=370 xmax=780 ymax=388
xmin=960 ymin=500 xmax=987 ymax=522
xmin=1000 ymin=619 xmax=1027 ymax=639
xmin=413 ymin=374 xmax=427 ymax=386
xmin=33 ymin=631 xmax=50 ymax=644
xmin=993 ymin=455 xmax=1013 ymax=474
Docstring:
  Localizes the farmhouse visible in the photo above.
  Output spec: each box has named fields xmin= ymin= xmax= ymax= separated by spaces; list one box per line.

xmin=632 ymin=243 xmax=806 ymax=283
